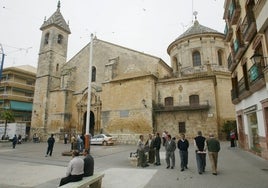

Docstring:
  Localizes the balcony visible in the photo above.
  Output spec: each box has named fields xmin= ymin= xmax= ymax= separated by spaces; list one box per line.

xmin=228 ymin=0 xmax=241 ymax=25
xmin=238 ymin=77 xmax=246 ymax=94
xmin=227 ymin=53 xmax=237 ymax=71
xmin=224 ymin=23 xmax=233 ymax=42
xmin=241 ymin=12 xmax=257 ymax=42
xmin=0 ymin=94 xmax=33 ymax=102
xmin=231 ymin=64 xmax=266 ymax=104
xmin=248 ymin=64 xmax=265 ymax=92
xmin=233 ymin=39 xmax=246 ymax=61
xmin=154 ymin=101 xmax=209 ymax=112
xmin=0 ymin=80 xmax=35 ymax=91
xmin=231 ymin=88 xmax=238 ymax=101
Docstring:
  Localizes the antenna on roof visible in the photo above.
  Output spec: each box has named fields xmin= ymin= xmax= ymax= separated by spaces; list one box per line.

xmin=192 ymin=0 xmax=194 ymax=23
xmin=57 ymin=0 xmax=61 ymax=9
xmin=193 ymin=11 xmax=198 ymax=21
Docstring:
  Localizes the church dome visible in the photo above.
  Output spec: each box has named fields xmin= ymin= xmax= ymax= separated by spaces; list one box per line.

xmin=167 ymin=20 xmax=224 ymax=55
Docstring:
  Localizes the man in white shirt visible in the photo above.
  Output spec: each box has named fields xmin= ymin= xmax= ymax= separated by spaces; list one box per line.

xmin=59 ymin=150 xmax=84 ymax=186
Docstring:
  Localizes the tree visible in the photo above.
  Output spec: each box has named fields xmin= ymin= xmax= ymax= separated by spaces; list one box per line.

xmin=222 ymin=120 xmax=237 ymax=140
xmin=1 ymin=110 xmax=15 ymax=139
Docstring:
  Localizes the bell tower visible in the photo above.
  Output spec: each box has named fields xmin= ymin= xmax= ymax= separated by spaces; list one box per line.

xmin=31 ymin=1 xmax=71 ymax=138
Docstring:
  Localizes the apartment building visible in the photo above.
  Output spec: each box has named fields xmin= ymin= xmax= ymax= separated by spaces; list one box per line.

xmin=223 ymin=0 xmax=268 ymax=159
xmin=0 ymin=65 xmax=36 ymax=134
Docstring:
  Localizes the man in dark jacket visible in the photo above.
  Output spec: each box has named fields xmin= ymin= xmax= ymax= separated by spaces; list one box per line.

xmin=46 ymin=134 xmax=55 ymax=157
xmin=83 ymin=149 xmax=94 ymax=177
xmin=206 ymin=133 xmax=220 ymax=175
xmin=153 ymin=132 xmax=161 ymax=166
xmin=12 ymin=134 xmax=17 ymax=149
xmin=177 ymin=133 xmax=189 ymax=171
xmin=194 ymin=131 xmax=206 ymax=174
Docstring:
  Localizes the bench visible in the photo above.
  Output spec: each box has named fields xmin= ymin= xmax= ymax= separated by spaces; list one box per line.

xmin=59 ymin=173 xmax=105 ymax=188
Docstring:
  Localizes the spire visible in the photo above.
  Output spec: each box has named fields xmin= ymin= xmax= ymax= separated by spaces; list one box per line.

xmin=40 ymin=0 xmax=71 ymax=34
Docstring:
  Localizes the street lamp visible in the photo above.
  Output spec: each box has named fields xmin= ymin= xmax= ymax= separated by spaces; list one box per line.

xmin=250 ymin=52 xmax=268 ymax=67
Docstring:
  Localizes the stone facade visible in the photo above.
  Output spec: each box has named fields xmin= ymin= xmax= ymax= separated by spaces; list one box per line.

xmin=31 ymin=4 xmax=235 ymax=143
xmin=223 ymin=0 xmax=268 ymax=160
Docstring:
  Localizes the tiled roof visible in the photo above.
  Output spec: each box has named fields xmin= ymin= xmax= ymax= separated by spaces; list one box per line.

xmin=176 ymin=20 xmax=221 ymax=40
xmin=40 ymin=6 xmax=71 ymax=34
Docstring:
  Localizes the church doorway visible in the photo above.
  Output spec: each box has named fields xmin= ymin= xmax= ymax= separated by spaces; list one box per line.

xmin=83 ymin=111 xmax=95 ymax=136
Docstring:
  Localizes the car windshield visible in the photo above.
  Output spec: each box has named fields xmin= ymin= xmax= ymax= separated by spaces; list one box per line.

xmin=105 ymin=134 xmax=112 ymax=137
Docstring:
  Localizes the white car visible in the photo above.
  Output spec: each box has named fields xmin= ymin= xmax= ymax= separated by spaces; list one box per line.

xmin=90 ymin=134 xmax=115 ymax=146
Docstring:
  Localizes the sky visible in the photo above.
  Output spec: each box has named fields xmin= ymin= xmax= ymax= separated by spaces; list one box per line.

xmin=0 ymin=0 xmax=226 ymax=68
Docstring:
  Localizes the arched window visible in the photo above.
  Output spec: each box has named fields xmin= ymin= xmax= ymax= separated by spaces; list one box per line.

xmin=44 ymin=33 xmax=49 ymax=45
xmin=91 ymin=66 xmax=96 ymax=82
xmin=192 ymin=51 xmax=201 ymax=66
xmin=172 ymin=56 xmax=178 ymax=72
xmin=189 ymin=95 xmax=199 ymax=106
xmin=164 ymin=97 xmax=173 ymax=106
xmin=218 ymin=50 xmax=223 ymax=66
xmin=57 ymin=34 xmax=63 ymax=44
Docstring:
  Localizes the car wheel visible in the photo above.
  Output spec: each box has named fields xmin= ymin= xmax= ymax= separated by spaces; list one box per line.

xmin=103 ymin=141 xmax=107 ymax=146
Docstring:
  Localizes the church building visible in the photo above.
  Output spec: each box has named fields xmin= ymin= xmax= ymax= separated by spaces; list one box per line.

xmin=31 ymin=2 xmax=235 ymax=143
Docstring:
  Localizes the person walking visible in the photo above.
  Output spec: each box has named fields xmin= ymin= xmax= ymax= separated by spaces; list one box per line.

xmin=154 ymin=132 xmax=161 ymax=166
xmin=230 ymin=130 xmax=236 ymax=147
xmin=194 ymin=131 xmax=207 ymax=174
xmin=59 ymin=150 xmax=84 ymax=186
xmin=12 ymin=134 xmax=17 ymax=149
xmin=177 ymin=133 xmax=189 ymax=171
xmin=83 ymin=149 xmax=94 ymax=177
xmin=64 ymin=133 xmax=68 ymax=144
xmin=206 ymin=133 xmax=220 ymax=175
xmin=165 ymin=134 xmax=176 ymax=169
xmin=71 ymin=134 xmax=77 ymax=151
xmin=137 ymin=135 xmax=149 ymax=167
xmin=46 ymin=134 xmax=55 ymax=157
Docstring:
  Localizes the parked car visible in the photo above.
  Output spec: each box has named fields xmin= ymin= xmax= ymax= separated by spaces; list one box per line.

xmin=90 ymin=134 xmax=115 ymax=146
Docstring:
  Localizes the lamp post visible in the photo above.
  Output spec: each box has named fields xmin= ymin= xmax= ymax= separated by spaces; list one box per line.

xmin=85 ymin=33 xmax=94 ymax=150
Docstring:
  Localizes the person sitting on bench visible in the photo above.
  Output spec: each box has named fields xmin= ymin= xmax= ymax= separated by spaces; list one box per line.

xmin=83 ymin=149 xmax=94 ymax=177
xmin=59 ymin=150 xmax=84 ymax=186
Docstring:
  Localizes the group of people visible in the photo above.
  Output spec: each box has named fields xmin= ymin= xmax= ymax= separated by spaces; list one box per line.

xmin=70 ymin=134 xmax=86 ymax=153
xmin=44 ymin=133 xmax=94 ymax=186
xmin=137 ymin=133 xmax=162 ymax=167
xmin=59 ymin=149 xmax=94 ymax=186
xmin=137 ymin=130 xmax=221 ymax=176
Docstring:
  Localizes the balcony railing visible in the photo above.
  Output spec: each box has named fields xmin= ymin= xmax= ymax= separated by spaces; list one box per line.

xmin=233 ymin=38 xmax=245 ymax=61
xmin=0 ymin=94 xmax=33 ymax=102
xmin=227 ymin=53 xmax=236 ymax=71
xmin=224 ymin=23 xmax=233 ymax=42
xmin=241 ymin=11 xmax=256 ymax=42
xmin=237 ymin=77 xmax=246 ymax=94
xmin=229 ymin=0 xmax=241 ymax=25
xmin=154 ymin=101 xmax=209 ymax=112
xmin=231 ymin=88 xmax=238 ymax=101
xmin=0 ymin=80 xmax=35 ymax=91
xmin=231 ymin=64 xmax=265 ymax=103
xmin=248 ymin=64 xmax=264 ymax=85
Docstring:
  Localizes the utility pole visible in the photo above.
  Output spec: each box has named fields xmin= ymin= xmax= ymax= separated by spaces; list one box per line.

xmin=0 ymin=44 xmax=5 ymax=82
xmin=84 ymin=33 xmax=94 ymax=150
